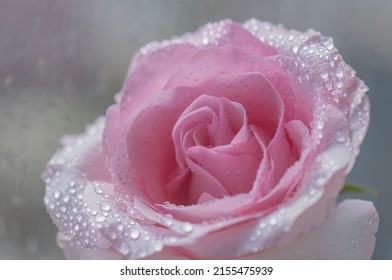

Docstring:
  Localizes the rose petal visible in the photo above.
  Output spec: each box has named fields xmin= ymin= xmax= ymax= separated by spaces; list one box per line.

xmin=57 ymin=232 xmax=123 ymax=260
xmin=103 ymin=43 xmax=200 ymax=163
xmin=187 ymin=146 xmax=259 ymax=196
xmin=246 ymin=199 xmax=378 ymax=259
xmin=243 ymin=19 xmax=370 ymax=170
xmin=120 ymin=43 xmax=200 ymax=122
xmin=111 ymin=86 xmax=201 ymax=202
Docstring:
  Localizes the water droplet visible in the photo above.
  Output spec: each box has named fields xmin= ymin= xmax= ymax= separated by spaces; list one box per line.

xmin=308 ymin=188 xmax=317 ymax=197
xmin=95 ymin=215 xmax=106 ymax=223
xmin=326 ymin=43 xmax=334 ymax=50
xmin=316 ymin=177 xmax=327 ymax=186
xmin=100 ymin=203 xmax=111 ymax=212
xmin=320 ymin=71 xmax=329 ymax=80
xmin=116 ymin=224 xmax=124 ymax=231
xmin=163 ymin=217 xmax=173 ymax=227
xmin=94 ymin=185 xmax=103 ymax=194
xmin=335 ymin=69 xmax=343 ymax=78
xmin=91 ymin=209 xmax=98 ymax=215
xmin=119 ymin=244 xmax=130 ymax=255
xmin=62 ymin=195 xmax=70 ymax=203
xmin=181 ymin=222 xmax=193 ymax=233
xmin=167 ymin=237 xmax=178 ymax=245
xmin=154 ymin=242 xmax=163 ymax=252
xmin=130 ymin=229 xmax=140 ymax=240
xmin=74 ymin=224 xmax=80 ymax=231
xmin=291 ymin=45 xmax=299 ymax=54
xmin=269 ymin=217 xmax=277 ymax=226
xmin=317 ymin=121 xmax=324 ymax=130
xmin=163 ymin=201 xmax=175 ymax=208
xmin=259 ymin=222 xmax=267 ymax=229
xmin=53 ymin=190 xmax=60 ymax=199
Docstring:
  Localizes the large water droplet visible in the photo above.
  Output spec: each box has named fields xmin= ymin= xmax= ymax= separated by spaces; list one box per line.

xmin=335 ymin=69 xmax=344 ymax=78
xmin=94 ymin=185 xmax=103 ymax=194
xmin=119 ymin=244 xmax=130 ymax=255
xmin=320 ymin=71 xmax=329 ymax=80
xmin=163 ymin=217 xmax=173 ymax=227
xmin=95 ymin=215 xmax=106 ymax=223
xmin=269 ymin=217 xmax=277 ymax=226
xmin=53 ymin=190 xmax=60 ymax=199
xmin=167 ymin=236 xmax=178 ymax=245
xmin=154 ymin=242 xmax=163 ymax=252
xmin=130 ymin=229 xmax=140 ymax=240
xmin=100 ymin=203 xmax=111 ymax=212
xmin=181 ymin=222 xmax=193 ymax=233
xmin=116 ymin=223 xmax=124 ymax=231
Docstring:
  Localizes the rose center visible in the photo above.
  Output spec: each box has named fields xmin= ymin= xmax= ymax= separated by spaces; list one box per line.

xmin=165 ymin=95 xmax=262 ymax=205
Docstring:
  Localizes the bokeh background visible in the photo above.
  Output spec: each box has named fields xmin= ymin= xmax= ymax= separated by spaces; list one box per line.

xmin=0 ymin=0 xmax=391 ymax=259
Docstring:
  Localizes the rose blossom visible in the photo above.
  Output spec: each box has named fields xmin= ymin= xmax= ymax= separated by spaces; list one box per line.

xmin=43 ymin=19 xmax=378 ymax=259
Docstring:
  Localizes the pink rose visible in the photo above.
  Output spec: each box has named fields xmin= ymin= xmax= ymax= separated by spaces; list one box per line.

xmin=43 ymin=19 xmax=378 ymax=259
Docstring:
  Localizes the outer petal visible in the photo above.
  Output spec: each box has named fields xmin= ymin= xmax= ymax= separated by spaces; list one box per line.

xmin=246 ymin=199 xmax=378 ymax=259
xmin=103 ymin=43 xmax=200 ymax=162
xmin=243 ymin=19 xmax=370 ymax=171
xmin=57 ymin=233 xmax=124 ymax=260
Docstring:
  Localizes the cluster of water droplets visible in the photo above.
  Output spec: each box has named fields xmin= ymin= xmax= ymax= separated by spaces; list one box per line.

xmin=139 ymin=20 xmax=230 ymax=57
xmin=244 ymin=19 xmax=355 ymax=105
xmin=43 ymin=118 xmax=205 ymax=259
xmin=43 ymin=19 xmax=371 ymax=259
xmin=243 ymin=18 xmax=369 ymax=153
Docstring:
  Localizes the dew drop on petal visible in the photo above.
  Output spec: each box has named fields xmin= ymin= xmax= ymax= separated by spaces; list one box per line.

xmin=53 ymin=190 xmax=60 ymax=199
xmin=320 ymin=71 xmax=329 ymax=80
xmin=100 ymin=203 xmax=111 ymax=212
xmin=130 ymin=229 xmax=140 ymax=240
xmin=269 ymin=217 xmax=277 ymax=226
xmin=116 ymin=224 xmax=124 ymax=231
xmin=94 ymin=185 xmax=103 ymax=194
xmin=119 ymin=244 xmax=130 ymax=255
xmin=168 ymin=237 xmax=178 ymax=245
xmin=259 ymin=222 xmax=267 ymax=229
xmin=154 ymin=242 xmax=163 ymax=252
xmin=181 ymin=222 xmax=193 ymax=233
xmin=335 ymin=69 xmax=344 ymax=78
xmin=291 ymin=45 xmax=299 ymax=54
xmin=95 ymin=215 xmax=106 ymax=223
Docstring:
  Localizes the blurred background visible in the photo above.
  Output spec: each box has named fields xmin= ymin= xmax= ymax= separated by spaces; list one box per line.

xmin=0 ymin=0 xmax=391 ymax=259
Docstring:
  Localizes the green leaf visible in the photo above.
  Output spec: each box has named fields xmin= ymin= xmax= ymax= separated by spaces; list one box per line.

xmin=340 ymin=183 xmax=380 ymax=198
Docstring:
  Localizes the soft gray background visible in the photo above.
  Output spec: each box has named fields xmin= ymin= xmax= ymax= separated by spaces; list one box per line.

xmin=0 ymin=0 xmax=391 ymax=259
